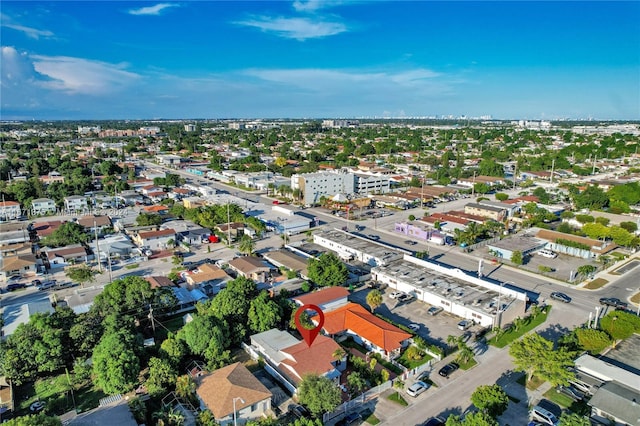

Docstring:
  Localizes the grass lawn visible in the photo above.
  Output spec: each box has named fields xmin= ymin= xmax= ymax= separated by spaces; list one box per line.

xmin=365 ymin=414 xmax=381 ymax=425
xmin=397 ymin=351 xmax=432 ymax=370
xmin=341 ymin=338 xmax=368 ymax=354
xmin=387 ymin=391 xmax=408 ymax=407
xmin=125 ymin=263 xmax=139 ymax=270
xmin=154 ymin=314 xmax=188 ymax=341
xmin=458 ymin=358 xmax=477 ymax=370
xmin=14 ymin=374 xmax=107 ymax=416
xmin=488 ymin=307 xmax=551 ymax=348
xmin=584 ymin=278 xmax=608 ymax=289
xmin=515 ymin=374 xmax=544 ymax=390
xmin=543 ymin=387 xmax=575 ymax=408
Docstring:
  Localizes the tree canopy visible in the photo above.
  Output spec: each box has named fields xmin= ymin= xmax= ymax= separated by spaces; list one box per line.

xmin=298 ymin=374 xmax=342 ymax=417
xmin=366 ymin=289 xmax=383 ymax=312
xmin=307 ymin=252 xmax=348 ymax=287
xmin=40 ymin=221 xmax=89 ymax=247
xmin=509 ymin=333 xmax=576 ymax=386
xmin=92 ymin=328 xmax=141 ymax=394
xmin=470 ymin=385 xmax=509 ymax=418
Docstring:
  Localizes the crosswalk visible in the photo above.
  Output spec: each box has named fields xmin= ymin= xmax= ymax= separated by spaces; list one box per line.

xmin=99 ymin=394 xmax=122 ymax=406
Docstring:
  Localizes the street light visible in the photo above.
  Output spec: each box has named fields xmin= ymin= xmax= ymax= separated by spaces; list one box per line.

xmin=233 ymin=397 xmax=245 ymax=426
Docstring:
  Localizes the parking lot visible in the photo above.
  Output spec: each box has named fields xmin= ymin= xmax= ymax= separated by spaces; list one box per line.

xmin=350 ymin=287 xmax=480 ymax=350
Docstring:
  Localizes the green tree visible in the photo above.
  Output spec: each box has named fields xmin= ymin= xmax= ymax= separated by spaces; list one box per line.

xmin=196 ymin=410 xmax=219 ymax=426
xmin=298 ymin=374 xmax=342 ymax=417
xmin=146 ymin=356 xmax=178 ymax=397
xmin=608 ymin=225 xmax=634 ymax=246
xmin=576 ymin=264 xmax=597 ymax=279
xmin=573 ymin=185 xmax=609 ymax=210
xmin=510 ymin=250 xmax=523 ymax=265
xmin=135 ymin=212 xmax=163 ymax=226
xmin=238 ymin=234 xmax=256 ymax=256
xmin=346 ymin=371 xmax=367 ymax=397
xmin=66 ymin=265 xmax=96 ymax=288
xmin=575 ymin=328 xmax=611 ymax=354
xmin=40 ymin=221 xmax=89 ymax=247
xmin=509 ymin=333 xmax=575 ymax=386
xmin=366 ymin=289 xmax=383 ymax=312
xmin=2 ymin=413 xmax=62 ymax=426
xmin=558 ymin=412 xmax=590 ymax=426
xmin=92 ymin=329 xmax=140 ymax=394
xmin=445 ymin=411 xmax=498 ymax=426
xmin=307 ymin=252 xmax=348 ymax=287
xmin=179 ymin=313 xmax=229 ymax=358
xmin=160 ymin=333 xmax=187 ymax=365
xmin=494 ymin=193 xmax=509 ymax=202
xmin=582 ymin=222 xmax=609 ymax=240
xmin=471 ymin=384 xmax=509 ymax=418
xmin=248 ymin=291 xmax=283 ymax=333
xmin=92 ymin=276 xmax=175 ymax=318
xmin=209 ymin=276 xmax=258 ymax=344
xmin=619 ymin=221 xmax=638 ymax=233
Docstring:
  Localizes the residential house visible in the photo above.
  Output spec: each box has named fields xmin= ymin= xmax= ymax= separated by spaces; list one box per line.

xmin=321 ymin=302 xmax=412 ymax=360
xmin=142 ymin=205 xmax=169 ymax=215
xmin=464 ymin=202 xmax=507 ymax=221
xmin=155 ymin=154 xmax=182 ymax=167
xmin=0 ymin=201 xmax=21 ymax=221
xmin=456 ymin=175 xmax=504 ymax=188
xmin=146 ymin=276 xmax=175 ymax=289
xmin=46 ymin=245 xmax=91 ymax=269
xmin=184 ymin=264 xmax=231 ymax=296
xmin=97 ymin=234 xmax=137 ymax=260
xmin=39 ymin=171 xmax=65 ymax=185
xmin=31 ymin=198 xmax=57 ymax=216
xmin=262 ymin=249 xmax=309 ymax=279
xmin=77 ymin=215 xmax=112 ymax=234
xmin=227 ymin=256 xmax=273 ymax=283
xmin=292 ymin=287 xmax=350 ymax=313
xmin=215 ymin=222 xmax=246 ymax=242
xmin=161 ymin=220 xmax=210 ymax=245
xmin=196 ymin=363 xmax=272 ymax=426
xmin=133 ymin=228 xmax=176 ymax=251
xmin=0 ymin=222 xmax=32 ymax=246
xmin=32 ymin=220 xmax=64 ymax=240
xmin=588 ymin=382 xmax=640 ymax=425
xmin=0 ymin=253 xmax=37 ymax=281
xmin=64 ymin=195 xmax=88 ymax=213
xmin=249 ymin=329 xmax=344 ymax=394
xmin=1 ymin=300 xmax=54 ymax=338
xmin=140 ymin=185 xmax=164 ymax=196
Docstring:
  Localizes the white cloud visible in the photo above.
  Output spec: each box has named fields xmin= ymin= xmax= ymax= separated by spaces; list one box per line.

xmin=30 ymin=55 xmax=140 ymax=95
xmin=1 ymin=14 xmax=54 ymax=39
xmin=128 ymin=3 xmax=179 ymax=16
xmin=3 ymin=23 xmax=54 ymax=39
xmin=292 ymin=0 xmax=330 ymax=12
xmin=235 ymin=16 xmax=347 ymax=40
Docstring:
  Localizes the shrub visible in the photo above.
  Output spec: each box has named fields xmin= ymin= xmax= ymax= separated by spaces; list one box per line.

xmin=538 ymin=265 xmax=554 ymax=273
xmin=301 ymin=281 xmax=311 ymax=293
xmin=575 ymin=328 xmax=612 ymax=354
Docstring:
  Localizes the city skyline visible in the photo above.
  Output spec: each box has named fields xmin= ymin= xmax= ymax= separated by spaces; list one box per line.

xmin=1 ymin=1 xmax=639 ymax=121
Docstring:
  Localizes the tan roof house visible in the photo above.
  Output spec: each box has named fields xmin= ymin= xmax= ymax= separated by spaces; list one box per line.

xmin=1 ymin=254 xmax=37 ymax=280
xmin=132 ymin=228 xmax=176 ymax=251
xmin=184 ymin=263 xmax=231 ymax=295
xmin=227 ymin=256 xmax=272 ymax=282
xmin=77 ymin=215 xmax=112 ymax=233
xmin=46 ymin=245 xmax=90 ymax=269
xmin=196 ymin=363 xmax=272 ymax=426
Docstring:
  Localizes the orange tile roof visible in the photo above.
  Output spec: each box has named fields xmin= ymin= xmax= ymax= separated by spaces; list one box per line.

xmin=322 ymin=303 xmax=411 ymax=353
xmin=143 ymin=205 xmax=169 ymax=213
xmin=293 ymin=287 xmax=349 ymax=307
xmin=138 ymin=228 xmax=175 ymax=239
xmin=280 ymin=335 xmax=341 ymax=383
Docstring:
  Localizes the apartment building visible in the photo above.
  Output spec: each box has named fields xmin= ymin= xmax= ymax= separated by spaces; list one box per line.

xmin=291 ymin=171 xmax=355 ymax=206
xmin=354 ymin=173 xmax=391 ymax=195
xmin=0 ymin=201 xmax=21 ymax=220
xmin=31 ymin=198 xmax=57 ymax=216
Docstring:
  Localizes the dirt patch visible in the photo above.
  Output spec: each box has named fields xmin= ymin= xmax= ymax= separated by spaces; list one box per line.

xmin=583 ymin=278 xmax=608 ymax=289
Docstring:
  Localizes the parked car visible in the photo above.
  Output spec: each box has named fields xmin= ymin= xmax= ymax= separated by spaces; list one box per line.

xmin=288 ymin=404 xmax=310 ymax=419
xmin=537 ymin=249 xmax=558 ymax=259
xmin=366 ymin=281 xmax=380 ymax=289
xmin=337 ymin=412 xmax=363 ymax=426
xmin=438 ymin=362 xmax=459 ymax=378
xmin=406 ymin=381 xmax=430 ymax=397
xmin=556 ymin=385 xmax=584 ymax=401
xmin=36 ymin=280 xmax=57 ymax=291
xmin=416 ymin=371 xmax=430 ymax=382
xmin=389 ymin=291 xmax=403 ymax=299
xmin=550 ymin=292 xmax=571 ymax=303
xmin=31 ymin=279 xmax=42 ymax=287
xmin=407 ymin=323 xmax=420 ymax=332
xmin=7 ymin=283 xmax=26 ymax=291
xmin=420 ymin=417 xmax=445 ymax=426
xmin=397 ymin=293 xmax=414 ymax=303
xmin=530 ymin=404 xmax=559 ymax=426
xmin=473 ymin=327 xmax=490 ymax=342
xmin=54 ymin=281 xmax=76 ymax=290
xmin=457 ymin=319 xmax=472 ymax=330
xmin=599 ymin=297 xmax=628 ymax=309
xmin=427 ymin=306 xmax=443 ymax=316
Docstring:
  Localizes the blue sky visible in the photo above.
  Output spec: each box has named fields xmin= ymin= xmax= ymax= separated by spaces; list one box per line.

xmin=1 ymin=1 xmax=639 ymax=120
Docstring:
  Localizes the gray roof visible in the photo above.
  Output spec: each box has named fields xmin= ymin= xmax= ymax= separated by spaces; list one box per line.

xmin=588 ymin=381 xmax=640 ymax=424
xmin=465 ymin=202 xmax=506 ymax=213
xmin=575 ymin=353 xmax=640 ymax=391
xmin=250 ymin=329 xmax=300 ymax=364
xmin=487 ymin=236 xmax=546 ymax=253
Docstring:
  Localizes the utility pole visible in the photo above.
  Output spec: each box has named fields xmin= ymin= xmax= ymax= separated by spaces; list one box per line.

xmin=94 ymin=219 xmax=102 ymax=273
xmin=550 ymin=158 xmax=555 ymax=184
xmin=227 ymin=202 xmax=232 ymax=246
xmin=592 ymin=154 xmax=597 ymax=175
xmin=148 ymin=304 xmax=156 ymax=333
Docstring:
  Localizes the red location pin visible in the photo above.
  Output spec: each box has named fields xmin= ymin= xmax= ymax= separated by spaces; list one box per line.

xmin=294 ymin=304 xmax=325 ymax=347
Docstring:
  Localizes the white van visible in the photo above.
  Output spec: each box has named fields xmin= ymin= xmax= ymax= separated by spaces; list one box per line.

xmin=537 ymin=249 xmax=557 ymax=259
xmin=531 ymin=405 xmax=559 ymax=426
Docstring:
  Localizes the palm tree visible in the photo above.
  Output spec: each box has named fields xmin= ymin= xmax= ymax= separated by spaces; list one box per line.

xmin=456 ymin=341 xmax=474 ymax=365
xmin=332 ymin=348 xmax=346 ymax=366
xmin=238 ymin=234 xmax=255 ymax=256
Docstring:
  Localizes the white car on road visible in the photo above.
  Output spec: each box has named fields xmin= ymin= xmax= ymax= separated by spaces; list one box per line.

xmin=389 ymin=291 xmax=403 ymax=299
